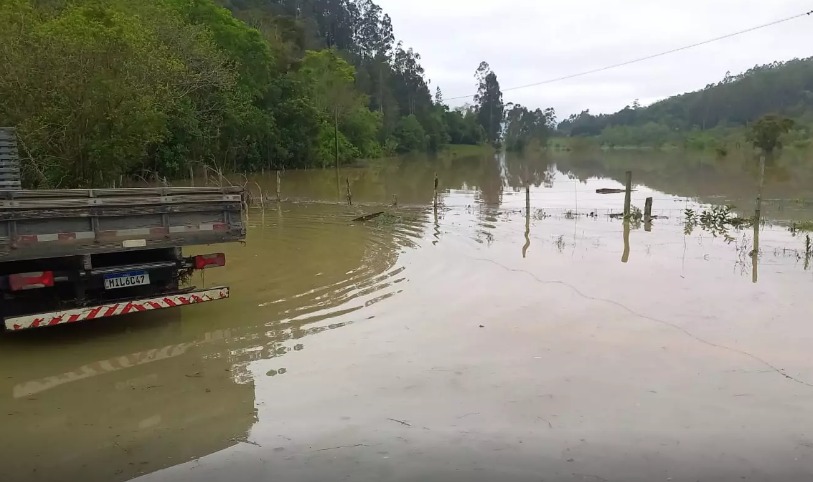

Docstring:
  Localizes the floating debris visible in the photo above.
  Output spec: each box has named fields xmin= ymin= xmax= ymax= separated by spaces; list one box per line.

xmin=353 ymin=212 xmax=385 ymax=222
xmin=596 ymin=188 xmax=632 ymax=194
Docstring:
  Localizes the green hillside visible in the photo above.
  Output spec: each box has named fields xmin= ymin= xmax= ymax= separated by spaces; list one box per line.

xmin=557 ymin=58 xmax=813 ymax=150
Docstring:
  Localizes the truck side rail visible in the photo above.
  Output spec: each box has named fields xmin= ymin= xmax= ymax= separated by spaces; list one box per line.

xmin=0 ymin=186 xmax=243 ymax=209
xmin=0 ymin=187 xmax=245 ymax=262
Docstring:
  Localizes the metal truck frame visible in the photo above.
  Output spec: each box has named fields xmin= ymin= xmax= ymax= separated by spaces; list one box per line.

xmin=0 ymin=128 xmax=245 ymax=331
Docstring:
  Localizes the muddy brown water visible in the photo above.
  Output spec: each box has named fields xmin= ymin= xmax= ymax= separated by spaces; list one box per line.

xmin=3 ymin=151 xmax=813 ymax=482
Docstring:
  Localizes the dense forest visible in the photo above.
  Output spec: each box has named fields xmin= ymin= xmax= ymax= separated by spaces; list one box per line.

xmin=0 ymin=0 xmax=494 ymax=188
xmin=557 ymin=58 xmax=813 ymax=150
xmin=9 ymin=0 xmax=802 ymax=188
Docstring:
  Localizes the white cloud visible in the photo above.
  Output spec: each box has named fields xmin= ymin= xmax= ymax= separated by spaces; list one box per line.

xmin=376 ymin=0 xmax=813 ymax=117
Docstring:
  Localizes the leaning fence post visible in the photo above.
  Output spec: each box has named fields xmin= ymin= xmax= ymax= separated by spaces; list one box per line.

xmin=346 ymin=177 xmax=352 ymax=205
xmin=624 ymin=171 xmax=632 ymax=217
xmin=276 ymin=170 xmax=281 ymax=202
xmin=755 ymin=155 xmax=765 ymax=220
xmin=433 ymin=173 xmax=439 ymax=208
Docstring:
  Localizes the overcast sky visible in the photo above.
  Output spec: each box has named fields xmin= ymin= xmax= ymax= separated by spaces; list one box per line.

xmin=375 ymin=0 xmax=813 ymax=118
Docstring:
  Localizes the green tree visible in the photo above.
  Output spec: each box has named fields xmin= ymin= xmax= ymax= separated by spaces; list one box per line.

xmin=474 ymin=61 xmax=504 ymax=145
xmin=296 ymin=48 xmax=370 ymax=167
xmin=503 ymin=104 xmax=558 ymax=152
xmin=342 ymin=106 xmax=384 ymax=158
xmin=422 ymin=108 xmax=450 ymax=152
xmin=0 ymin=0 xmax=221 ymax=186
xmin=445 ymin=106 xmax=486 ymax=145
xmin=394 ymin=115 xmax=427 ymax=152
xmin=0 ymin=0 xmax=473 ymax=188
xmin=747 ymin=114 xmax=795 ymax=155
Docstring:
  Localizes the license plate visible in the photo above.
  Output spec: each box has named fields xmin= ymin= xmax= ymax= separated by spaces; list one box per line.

xmin=104 ymin=271 xmax=150 ymax=290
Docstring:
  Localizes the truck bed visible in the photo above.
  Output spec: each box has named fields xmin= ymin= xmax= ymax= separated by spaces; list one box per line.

xmin=0 ymin=187 xmax=244 ymax=262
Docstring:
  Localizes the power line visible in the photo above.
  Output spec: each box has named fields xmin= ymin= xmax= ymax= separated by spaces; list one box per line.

xmin=446 ymin=9 xmax=813 ymax=102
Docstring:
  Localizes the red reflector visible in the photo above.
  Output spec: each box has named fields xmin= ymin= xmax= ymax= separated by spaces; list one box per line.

xmin=194 ymin=253 xmax=226 ymax=270
xmin=9 ymin=271 xmax=55 ymax=291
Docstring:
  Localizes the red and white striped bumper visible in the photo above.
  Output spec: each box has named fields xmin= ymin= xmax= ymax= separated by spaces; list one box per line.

xmin=3 ymin=287 xmax=229 ymax=331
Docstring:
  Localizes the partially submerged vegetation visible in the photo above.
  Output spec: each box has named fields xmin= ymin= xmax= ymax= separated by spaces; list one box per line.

xmin=789 ymin=221 xmax=813 ymax=234
xmin=684 ymin=206 xmax=752 ymax=241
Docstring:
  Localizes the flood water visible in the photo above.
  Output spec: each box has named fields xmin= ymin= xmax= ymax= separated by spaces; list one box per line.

xmin=3 ymin=150 xmax=813 ymax=482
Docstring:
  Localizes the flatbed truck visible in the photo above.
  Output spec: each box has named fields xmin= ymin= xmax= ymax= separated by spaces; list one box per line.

xmin=0 ymin=127 xmax=245 ymax=331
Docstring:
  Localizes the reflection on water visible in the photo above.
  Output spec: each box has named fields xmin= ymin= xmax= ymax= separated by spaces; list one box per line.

xmin=3 ymin=149 xmax=813 ymax=481
xmin=622 ymin=220 xmax=631 ymax=264
xmin=522 ymin=187 xmax=530 ymax=258
xmin=0 ymin=314 xmax=256 ymax=482
xmin=753 ymin=216 xmax=761 ymax=284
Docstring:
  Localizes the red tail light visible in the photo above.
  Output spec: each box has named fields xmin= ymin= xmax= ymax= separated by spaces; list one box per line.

xmin=194 ymin=253 xmax=226 ymax=270
xmin=9 ymin=271 xmax=55 ymax=291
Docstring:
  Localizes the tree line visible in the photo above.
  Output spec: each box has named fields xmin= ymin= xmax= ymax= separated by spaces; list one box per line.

xmin=7 ymin=0 xmax=807 ymax=190
xmin=556 ymin=57 xmax=813 ymax=150
xmin=0 ymin=0 xmax=495 ymax=188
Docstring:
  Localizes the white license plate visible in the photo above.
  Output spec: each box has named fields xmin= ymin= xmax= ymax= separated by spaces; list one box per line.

xmin=104 ymin=271 xmax=150 ymax=290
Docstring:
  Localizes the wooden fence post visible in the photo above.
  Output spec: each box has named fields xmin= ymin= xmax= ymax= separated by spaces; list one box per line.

xmin=755 ymin=155 xmax=765 ymax=220
xmin=276 ymin=170 xmax=281 ymax=203
xmin=624 ymin=171 xmax=632 ymax=217
xmin=346 ymin=177 xmax=352 ymax=205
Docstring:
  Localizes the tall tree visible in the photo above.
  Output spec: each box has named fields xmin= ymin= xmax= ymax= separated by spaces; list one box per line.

xmin=296 ymin=49 xmax=365 ymax=168
xmin=474 ymin=61 xmax=504 ymax=144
